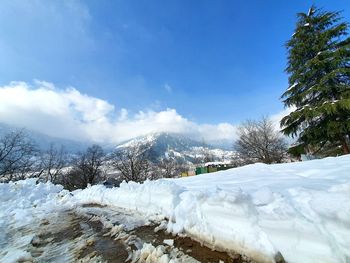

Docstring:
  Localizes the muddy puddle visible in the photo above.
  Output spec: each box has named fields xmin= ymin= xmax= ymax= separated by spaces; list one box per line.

xmin=77 ymin=219 xmax=129 ymax=262
xmin=131 ymin=225 xmax=254 ymax=263
xmin=28 ymin=210 xmax=129 ymax=262
xmin=25 ymin=204 xmax=256 ymax=263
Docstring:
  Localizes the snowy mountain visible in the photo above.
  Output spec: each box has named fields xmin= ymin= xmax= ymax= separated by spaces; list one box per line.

xmin=116 ymin=132 xmax=236 ymax=164
xmin=0 ymin=123 xmax=236 ymax=161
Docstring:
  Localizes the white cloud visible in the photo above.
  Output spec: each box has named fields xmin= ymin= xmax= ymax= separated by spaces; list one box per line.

xmin=0 ymin=81 xmax=291 ymax=145
xmin=270 ymin=106 xmax=295 ymax=131
xmin=0 ymin=81 xmax=239 ymax=144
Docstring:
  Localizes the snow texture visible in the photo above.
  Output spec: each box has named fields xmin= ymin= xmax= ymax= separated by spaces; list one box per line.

xmin=286 ymin=82 xmax=298 ymax=91
xmin=1 ymin=155 xmax=350 ymax=263
xmin=72 ymin=155 xmax=350 ymax=263
xmin=0 ymin=179 xmax=74 ymax=262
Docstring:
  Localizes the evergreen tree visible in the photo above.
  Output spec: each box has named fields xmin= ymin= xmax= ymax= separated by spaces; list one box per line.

xmin=281 ymin=6 xmax=350 ymax=154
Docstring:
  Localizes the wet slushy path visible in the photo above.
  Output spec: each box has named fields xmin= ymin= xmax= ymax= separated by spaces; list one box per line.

xmin=26 ymin=204 xmax=255 ymax=263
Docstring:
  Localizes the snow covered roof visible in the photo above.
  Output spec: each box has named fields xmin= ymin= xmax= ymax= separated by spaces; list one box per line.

xmin=203 ymin=161 xmax=232 ymax=167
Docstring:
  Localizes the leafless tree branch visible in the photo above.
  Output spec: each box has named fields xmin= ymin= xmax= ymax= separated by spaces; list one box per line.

xmin=0 ymin=130 xmax=40 ymax=182
xmin=234 ymin=117 xmax=287 ymax=164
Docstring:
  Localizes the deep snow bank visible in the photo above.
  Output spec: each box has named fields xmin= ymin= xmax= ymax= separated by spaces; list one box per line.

xmin=0 ymin=179 xmax=73 ymax=262
xmin=1 ymin=156 xmax=349 ymax=263
xmin=73 ymin=155 xmax=350 ymax=263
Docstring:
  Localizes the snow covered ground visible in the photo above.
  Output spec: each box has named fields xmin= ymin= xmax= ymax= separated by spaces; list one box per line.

xmin=0 ymin=180 xmax=73 ymax=262
xmin=1 ymin=155 xmax=350 ymax=263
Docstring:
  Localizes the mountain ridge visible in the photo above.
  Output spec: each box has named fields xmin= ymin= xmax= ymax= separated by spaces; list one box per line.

xmin=116 ymin=132 xmax=236 ymax=164
xmin=0 ymin=123 xmax=236 ymax=163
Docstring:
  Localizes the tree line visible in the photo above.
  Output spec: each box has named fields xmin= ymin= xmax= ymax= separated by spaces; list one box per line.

xmin=0 ymin=123 xmax=288 ymax=189
xmin=0 ymin=129 xmax=187 ymax=189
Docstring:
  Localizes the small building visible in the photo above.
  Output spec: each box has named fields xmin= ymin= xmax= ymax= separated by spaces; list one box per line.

xmin=182 ymin=162 xmax=235 ymax=177
xmin=196 ymin=161 xmax=235 ymax=175
xmin=181 ymin=172 xmax=188 ymax=177
xmin=188 ymin=170 xmax=196 ymax=176
xmin=195 ymin=167 xmax=208 ymax=175
xmin=181 ymin=170 xmax=196 ymax=177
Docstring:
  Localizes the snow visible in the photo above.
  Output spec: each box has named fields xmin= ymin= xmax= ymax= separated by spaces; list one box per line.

xmin=1 ymin=155 xmax=350 ymax=263
xmin=163 ymin=239 xmax=174 ymax=246
xmin=117 ymin=133 xmax=158 ymax=149
xmin=131 ymin=243 xmax=170 ymax=263
xmin=203 ymin=161 xmax=232 ymax=166
xmin=286 ymin=82 xmax=298 ymax=91
xmin=322 ymin=99 xmax=339 ymax=105
xmin=308 ymin=8 xmax=313 ymax=16
xmin=130 ymin=243 xmax=198 ymax=263
xmin=0 ymin=179 xmax=73 ymax=262
xmin=72 ymin=155 xmax=350 ymax=263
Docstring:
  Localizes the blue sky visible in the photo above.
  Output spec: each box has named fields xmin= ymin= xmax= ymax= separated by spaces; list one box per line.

xmin=0 ymin=0 xmax=349 ymax=143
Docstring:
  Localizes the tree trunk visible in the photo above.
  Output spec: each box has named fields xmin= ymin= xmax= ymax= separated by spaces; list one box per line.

xmin=340 ymin=136 xmax=350 ymax=154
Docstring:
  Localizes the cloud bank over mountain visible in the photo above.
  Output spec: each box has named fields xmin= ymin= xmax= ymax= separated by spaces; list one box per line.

xmin=0 ymin=81 xmax=242 ymax=144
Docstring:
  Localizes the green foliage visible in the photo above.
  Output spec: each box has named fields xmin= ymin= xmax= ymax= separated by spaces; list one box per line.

xmin=281 ymin=6 xmax=350 ymax=154
xmin=288 ymin=144 xmax=305 ymax=156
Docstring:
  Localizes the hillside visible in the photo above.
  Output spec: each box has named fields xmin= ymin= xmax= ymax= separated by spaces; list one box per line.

xmin=0 ymin=124 xmax=235 ymax=163
xmin=116 ymin=132 xmax=237 ymax=164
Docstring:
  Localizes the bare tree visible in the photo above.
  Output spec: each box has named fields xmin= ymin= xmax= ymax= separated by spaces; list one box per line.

xmin=202 ymin=148 xmax=214 ymax=163
xmin=0 ymin=130 xmax=39 ymax=182
xmin=158 ymin=158 xmax=179 ymax=178
xmin=234 ymin=117 xmax=287 ymax=164
xmin=198 ymin=139 xmax=214 ymax=163
xmin=110 ymin=145 xmax=150 ymax=182
xmin=61 ymin=145 xmax=106 ymax=190
xmin=40 ymin=143 xmax=68 ymax=183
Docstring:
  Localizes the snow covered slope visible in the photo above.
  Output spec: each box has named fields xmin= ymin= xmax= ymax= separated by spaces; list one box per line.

xmin=73 ymin=155 xmax=350 ymax=263
xmin=116 ymin=132 xmax=236 ymax=163
xmin=0 ymin=179 xmax=74 ymax=262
